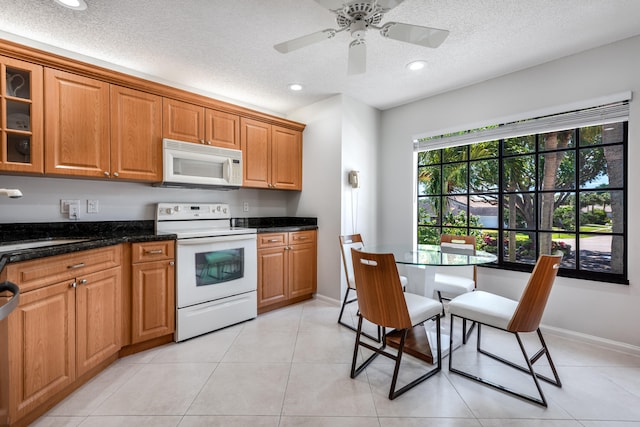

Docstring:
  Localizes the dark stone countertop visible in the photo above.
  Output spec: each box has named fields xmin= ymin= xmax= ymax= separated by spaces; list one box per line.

xmin=232 ymin=217 xmax=318 ymax=233
xmin=0 ymin=221 xmax=175 ymax=271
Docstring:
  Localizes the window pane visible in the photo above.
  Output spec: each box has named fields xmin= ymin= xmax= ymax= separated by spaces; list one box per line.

xmin=470 ymin=195 xmax=499 ymax=228
xmin=478 ymin=230 xmax=499 ymax=255
xmin=580 ymin=234 xmax=623 ymax=274
xmin=579 ymin=190 xmax=621 ymax=233
xmin=418 ymin=150 xmax=440 ymax=165
xmin=470 ymin=159 xmax=498 ymax=192
xmin=443 ymin=162 xmax=467 ymax=194
xmin=503 ymin=231 xmax=536 ymax=265
xmin=579 ymin=122 xmax=624 ymax=146
xmin=538 ymin=151 xmax=575 ymax=190
xmin=443 ymin=145 xmax=467 ymax=163
xmin=418 ymin=226 xmax=441 ymax=245
xmin=470 ymin=140 xmax=499 ymax=160
xmin=579 ymin=146 xmax=624 ymax=189
xmin=418 ymin=196 xmax=440 ymax=225
xmin=418 ymin=165 xmax=441 ymax=196
xmin=539 ymin=231 xmax=575 ymax=269
xmin=443 ymin=195 xmax=468 ymax=227
xmin=503 ymin=155 xmax=535 ymax=192
xmin=503 ymin=135 xmax=535 ymax=155
xmin=539 ymin=129 xmax=575 ymax=151
xmin=503 ymin=193 xmax=535 ymax=230
xmin=539 ymin=192 xmax=575 ymax=231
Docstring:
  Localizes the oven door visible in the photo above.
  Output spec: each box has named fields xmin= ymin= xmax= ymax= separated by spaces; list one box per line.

xmin=176 ymin=234 xmax=257 ymax=308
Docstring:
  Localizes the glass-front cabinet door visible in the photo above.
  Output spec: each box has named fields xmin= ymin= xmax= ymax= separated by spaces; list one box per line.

xmin=1 ymin=55 xmax=43 ymax=173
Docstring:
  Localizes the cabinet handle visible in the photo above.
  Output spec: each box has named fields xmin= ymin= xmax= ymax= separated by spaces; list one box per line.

xmin=296 ymin=237 xmax=308 ymax=240
xmin=144 ymin=249 xmax=164 ymax=255
xmin=267 ymin=239 xmax=280 ymax=243
xmin=206 ymin=140 xmax=212 ymax=145
xmin=104 ymin=171 xmax=109 ymax=176
xmin=169 ymin=261 xmax=175 ymax=266
xmin=79 ymin=279 xmax=87 ymax=285
xmin=113 ymin=172 xmax=119 ymax=177
xmin=199 ymin=139 xmax=205 ymax=144
xmin=69 ymin=281 xmax=77 ymax=288
xmin=67 ymin=262 xmax=85 ymax=269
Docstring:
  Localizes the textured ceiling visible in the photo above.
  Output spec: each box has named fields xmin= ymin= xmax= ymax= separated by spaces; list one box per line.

xmin=1 ymin=0 xmax=640 ymax=116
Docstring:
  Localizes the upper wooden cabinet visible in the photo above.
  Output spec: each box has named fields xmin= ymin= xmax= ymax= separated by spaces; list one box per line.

xmin=44 ymin=68 xmax=110 ymax=178
xmin=241 ymin=118 xmax=302 ymax=190
xmin=163 ymin=98 xmax=240 ymax=149
xmin=0 ymin=55 xmax=44 ymax=174
xmin=44 ymin=68 xmax=162 ymax=181
xmin=110 ymin=86 xmax=163 ymax=181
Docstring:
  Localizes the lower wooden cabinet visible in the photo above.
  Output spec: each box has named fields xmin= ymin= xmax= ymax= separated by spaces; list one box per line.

xmin=1 ymin=245 xmax=122 ymax=426
xmin=257 ymin=230 xmax=317 ymax=313
xmin=130 ymin=241 xmax=175 ymax=344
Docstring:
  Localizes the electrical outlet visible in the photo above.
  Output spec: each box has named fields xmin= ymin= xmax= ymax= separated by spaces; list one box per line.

xmin=243 ymin=201 xmax=249 ymax=212
xmin=60 ymin=199 xmax=80 ymax=214
xmin=87 ymin=199 xmax=99 ymax=213
xmin=68 ymin=203 xmax=79 ymax=220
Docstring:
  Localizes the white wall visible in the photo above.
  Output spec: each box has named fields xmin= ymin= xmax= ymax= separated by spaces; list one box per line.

xmin=380 ymin=35 xmax=640 ymax=348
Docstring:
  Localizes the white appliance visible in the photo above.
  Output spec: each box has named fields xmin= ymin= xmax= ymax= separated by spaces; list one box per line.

xmin=158 ymin=139 xmax=243 ymax=188
xmin=155 ymin=202 xmax=257 ymax=342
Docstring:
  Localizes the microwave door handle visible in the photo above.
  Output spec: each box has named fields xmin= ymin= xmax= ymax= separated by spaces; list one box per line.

xmin=224 ymin=158 xmax=232 ymax=182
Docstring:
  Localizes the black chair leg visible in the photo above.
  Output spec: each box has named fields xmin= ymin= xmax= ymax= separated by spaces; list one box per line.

xmin=338 ymin=288 xmax=381 ymax=342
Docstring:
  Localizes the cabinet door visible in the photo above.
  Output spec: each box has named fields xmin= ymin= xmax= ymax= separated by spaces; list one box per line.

xmin=241 ymin=117 xmax=270 ymax=188
xmin=271 ymin=125 xmax=302 ymax=190
xmin=205 ymin=109 xmax=240 ymax=149
xmin=257 ymin=246 xmax=287 ymax=308
xmin=0 ymin=55 xmax=44 ymax=173
xmin=44 ymin=68 xmax=110 ymax=177
xmin=7 ymin=281 xmax=75 ymax=421
xmin=288 ymin=241 xmax=317 ymax=299
xmin=75 ymin=266 xmax=121 ymax=377
xmin=110 ymin=85 xmax=162 ymax=182
xmin=131 ymin=259 xmax=175 ymax=344
xmin=162 ymin=98 xmax=204 ymax=143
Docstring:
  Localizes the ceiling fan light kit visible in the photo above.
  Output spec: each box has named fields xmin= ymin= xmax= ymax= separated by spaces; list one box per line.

xmin=274 ymin=0 xmax=449 ymax=75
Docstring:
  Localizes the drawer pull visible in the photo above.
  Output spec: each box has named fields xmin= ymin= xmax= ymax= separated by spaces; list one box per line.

xmin=67 ymin=262 xmax=85 ymax=269
xmin=144 ymin=249 xmax=164 ymax=255
xmin=296 ymin=237 xmax=308 ymax=240
xmin=79 ymin=279 xmax=87 ymax=285
xmin=267 ymin=239 xmax=280 ymax=243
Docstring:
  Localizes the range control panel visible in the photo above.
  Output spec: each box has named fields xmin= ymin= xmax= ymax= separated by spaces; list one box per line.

xmin=156 ymin=203 xmax=230 ymax=221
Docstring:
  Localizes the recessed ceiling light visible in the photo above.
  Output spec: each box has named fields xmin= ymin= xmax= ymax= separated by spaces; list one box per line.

xmin=406 ymin=60 xmax=427 ymax=71
xmin=288 ymin=83 xmax=303 ymax=91
xmin=53 ymin=0 xmax=87 ymax=10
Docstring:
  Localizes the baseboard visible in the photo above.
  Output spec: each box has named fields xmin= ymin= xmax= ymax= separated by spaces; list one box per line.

xmin=541 ymin=324 xmax=640 ymax=357
xmin=313 ymin=294 xmax=341 ymax=306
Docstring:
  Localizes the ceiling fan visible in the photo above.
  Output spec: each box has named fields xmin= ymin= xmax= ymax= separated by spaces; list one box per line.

xmin=274 ymin=0 xmax=449 ymax=75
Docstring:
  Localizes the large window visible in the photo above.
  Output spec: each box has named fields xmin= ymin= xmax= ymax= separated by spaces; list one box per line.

xmin=417 ymin=120 xmax=627 ymax=284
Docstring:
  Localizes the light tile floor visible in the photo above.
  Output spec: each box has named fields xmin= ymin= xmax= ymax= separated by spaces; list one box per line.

xmin=33 ymin=298 xmax=640 ymax=427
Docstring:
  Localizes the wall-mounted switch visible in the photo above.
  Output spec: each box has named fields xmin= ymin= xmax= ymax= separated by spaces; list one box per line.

xmin=87 ymin=200 xmax=99 ymax=213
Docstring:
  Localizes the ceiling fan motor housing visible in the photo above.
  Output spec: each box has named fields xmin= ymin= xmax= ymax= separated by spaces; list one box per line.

xmin=336 ymin=2 xmax=384 ymax=32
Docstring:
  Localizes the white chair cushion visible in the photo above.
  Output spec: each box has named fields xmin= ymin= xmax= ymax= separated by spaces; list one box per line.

xmin=433 ymin=273 xmax=475 ymax=295
xmin=440 ymin=242 xmax=475 ymax=255
xmin=403 ymin=292 xmax=442 ymax=326
xmin=399 ymin=275 xmax=408 ymax=288
xmin=448 ymin=290 xmax=517 ymax=330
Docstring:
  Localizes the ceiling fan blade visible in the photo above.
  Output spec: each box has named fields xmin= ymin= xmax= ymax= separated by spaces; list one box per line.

xmin=375 ymin=0 xmax=406 ymax=12
xmin=274 ymin=29 xmax=337 ymax=53
xmin=348 ymin=40 xmax=366 ymax=75
xmin=313 ymin=0 xmax=345 ymax=10
xmin=380 ymin=22 xmax=449 ymax=48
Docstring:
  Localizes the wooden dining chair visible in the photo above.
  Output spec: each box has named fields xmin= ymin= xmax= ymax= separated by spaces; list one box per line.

xmin=350 ymin=248 xmax=443 ymax=399
xmin=338 ymin=234 xmax=407 ymax=341
xmin=447 ymin=254 xmax=563 ymax=406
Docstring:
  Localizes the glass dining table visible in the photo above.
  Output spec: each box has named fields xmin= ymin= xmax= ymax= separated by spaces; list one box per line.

xmin=364 ymin=244 xmax=497 ymax=364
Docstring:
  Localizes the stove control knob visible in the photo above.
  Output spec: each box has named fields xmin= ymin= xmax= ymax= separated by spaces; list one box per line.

xmin=222 ymin=207 xmax=228 ymax=214
xmin=174 ymin=205 xmax=182 ymax=212
xmin=165 ymin=207 xmax=174 ymax=215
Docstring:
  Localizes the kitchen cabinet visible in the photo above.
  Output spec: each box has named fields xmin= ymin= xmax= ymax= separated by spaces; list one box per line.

xmin=0 ymin=55 xmax=44 ymax=174
xmin=163 ymin=98 xmax=240 ymax=149
xmin=130 ymin=241 xmax=175 ymax=344
xmin=241 ymin=117 xmax=302 ymax=190
xmin=110 ymin=85 xmax=163 ymax=181
xmin=45 ymin=69 xmax=162 ymax=182
xmin=1 ymin=245 xmax=121 ymax=425
xmin=257 ymin=230 xmax=316 ymax=313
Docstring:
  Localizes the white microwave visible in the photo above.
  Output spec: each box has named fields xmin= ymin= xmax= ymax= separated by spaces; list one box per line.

xmin=158 ymin=139 xmax=243 ymax=188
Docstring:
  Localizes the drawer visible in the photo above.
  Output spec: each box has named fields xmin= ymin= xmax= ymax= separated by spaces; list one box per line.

xmin=290 ymin=230 xmax=316 ymax=245
xmin=131 ymin=240 xmax=175 ymax=263
xmin=257 ymin=232 xmax=287 ymax=249
xmin=5 ymin=245 xmax=122 ymax=293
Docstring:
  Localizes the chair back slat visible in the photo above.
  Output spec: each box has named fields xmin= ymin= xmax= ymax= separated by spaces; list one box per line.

xmin=351 ymin=249 xmax=412 ymax=330
xmin=339 ymin=234 xmax=364 ymax=289
xmin=508 ymin=254 xmax=562 ymax=333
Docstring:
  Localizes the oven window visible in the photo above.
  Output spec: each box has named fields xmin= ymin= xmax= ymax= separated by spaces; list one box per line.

xmin=195 ymin=248 xmax=244 ymax=286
